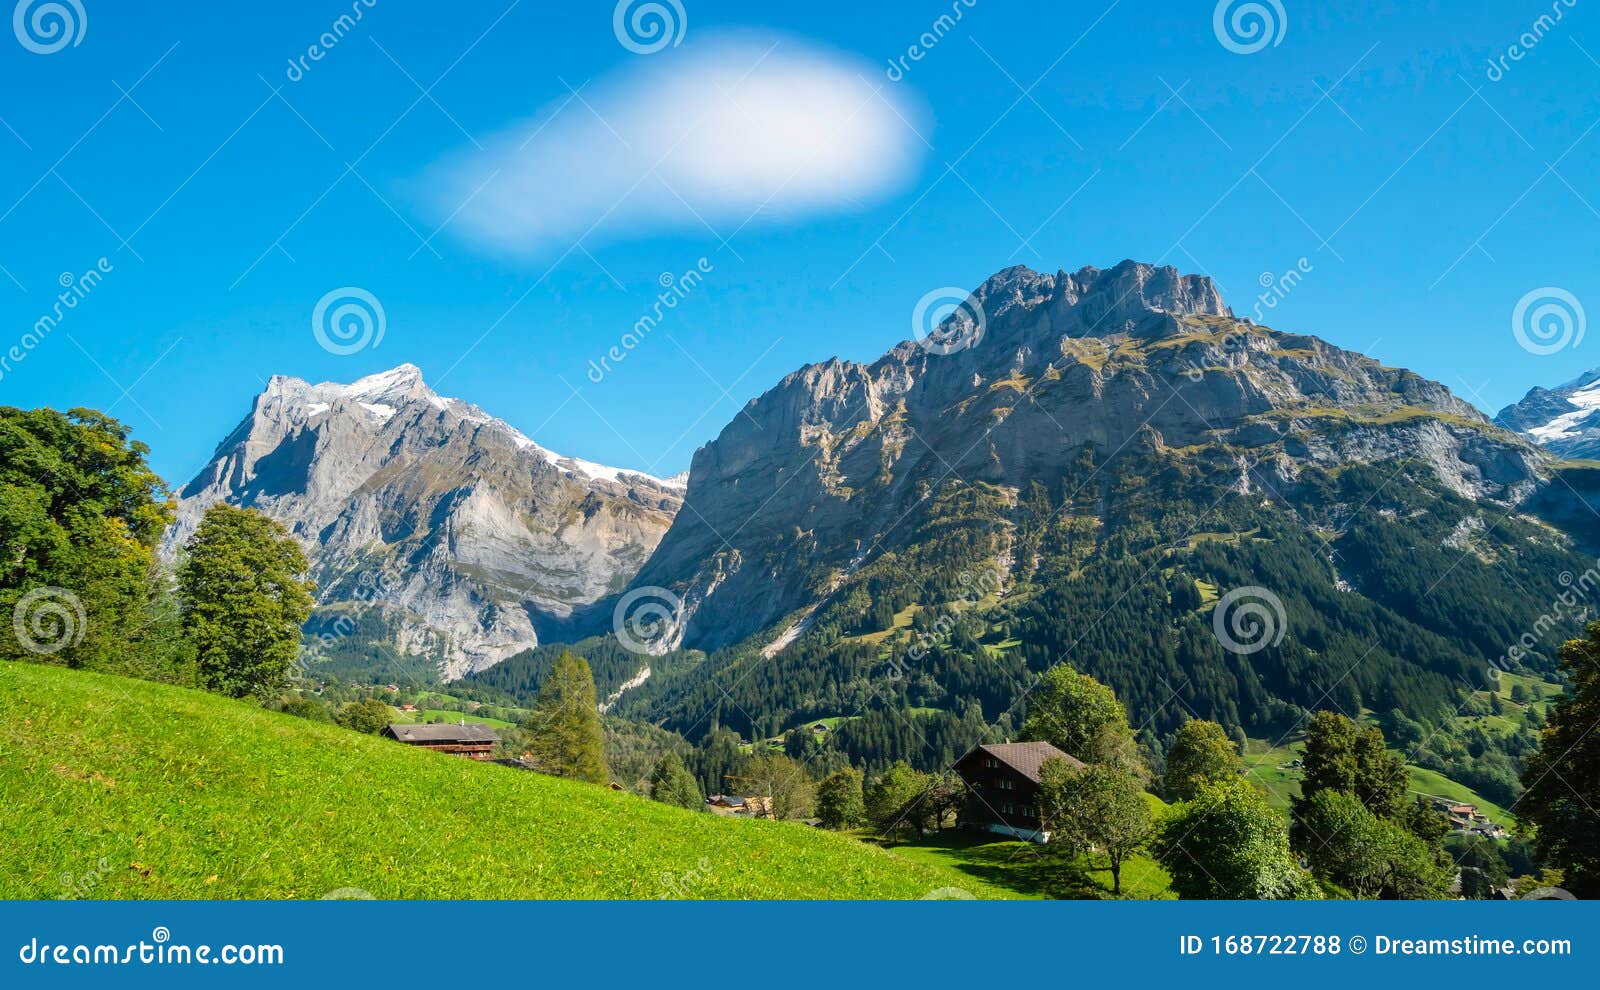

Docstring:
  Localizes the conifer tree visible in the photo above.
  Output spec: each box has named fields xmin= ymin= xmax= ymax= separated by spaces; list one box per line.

xmin=650 ymin=751 xmax=704 ymax=809
xmin=524 ymin=652 xmax=610 ymax=784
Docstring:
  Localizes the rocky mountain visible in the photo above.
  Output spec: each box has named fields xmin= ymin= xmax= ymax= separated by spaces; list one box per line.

xmin=169 ymin=364 xmax=684 ymax=681
xmin=1495 ymin=369 xmax=1600 ymax=459
xmin=608 ymin=260 xmax=1591 ymax=801
xmin=631 ymin=260 xmax=1548 ymax=654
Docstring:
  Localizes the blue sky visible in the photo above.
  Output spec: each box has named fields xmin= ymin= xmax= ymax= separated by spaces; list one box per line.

xmin=0 ymin=0 xmax=1596 ymax=485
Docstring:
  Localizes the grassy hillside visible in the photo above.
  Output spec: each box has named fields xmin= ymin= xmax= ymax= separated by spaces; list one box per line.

xmin=879 ymin=793 xmax=1174 ymax=900
xmin=1242 ymin=737 xmax=1514 ymax=823
xmin=0 ymin=662 xmax=1011 ymax=900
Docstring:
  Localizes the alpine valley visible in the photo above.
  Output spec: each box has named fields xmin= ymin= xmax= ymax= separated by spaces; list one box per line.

xmin=176 ymin=261 xmax=1600 ymax=805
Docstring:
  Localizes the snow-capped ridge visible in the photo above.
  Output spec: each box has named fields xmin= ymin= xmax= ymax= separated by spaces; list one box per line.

xmin=270 ymin=363 xmax=686 ymax=490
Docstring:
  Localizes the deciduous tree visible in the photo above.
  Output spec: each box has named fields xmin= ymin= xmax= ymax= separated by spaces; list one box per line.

xmin=1022 ymin=664 xmax=1147 ymax=781
xmin=865 ymin=761 xmax=929 ymax=837
xmin=1039 ymin=760 xmax=1151 ymax=895
xmin=1163 ymin=719 xmax=1241 ymax=801
xmin=1294 ymin=790 xmax=1452 ymax=899
xmin=1298 ymin=711 xmax=1406 ymax=819
xmin=817 ymin=767 xmax=866 ymax=829
xmin=734 ymin=753 xmax=815 ymax=820
xmin=0 ymin=407 xmax=173 ymax=672
xmin=178 ymin=504 xmax=314 ymax=699
xmin=1153 ymin=776 xmax=1319 ymax=900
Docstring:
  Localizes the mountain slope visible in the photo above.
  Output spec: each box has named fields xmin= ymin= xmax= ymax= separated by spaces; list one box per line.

xmin=632 ymin=261 xmax=1548 ymax=653
xmin=169 ymin=364 xmax=683 ymax=680
xmin=613 ymin=261 xmax=1583 ymax=798
xmin=0 ymin=661 xmax=1007 ymax=899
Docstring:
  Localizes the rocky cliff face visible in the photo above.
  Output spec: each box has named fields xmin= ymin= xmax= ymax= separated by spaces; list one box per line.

xmin=1495 ymin=370 xmax=1600 ymax=459
xmin=630 ymin=260 xmax=1549 ymax=652
xmin=168 ymin=364 xmax=683 ymax=680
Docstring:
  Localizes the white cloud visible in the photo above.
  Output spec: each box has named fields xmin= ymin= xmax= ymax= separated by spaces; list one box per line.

xmin=422 ymin=33 xmax=927 ymax=257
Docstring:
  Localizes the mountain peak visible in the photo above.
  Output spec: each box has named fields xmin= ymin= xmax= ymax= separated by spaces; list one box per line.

xmin=343 ymin=363 xmax=425 ymax=394
xmin=961 ymin=259 xmax=1230 ymax=346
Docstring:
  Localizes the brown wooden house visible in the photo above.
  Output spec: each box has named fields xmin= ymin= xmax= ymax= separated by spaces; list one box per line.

xmin=382 ymin=722 xmax=499 ymax=760
xmin=952 ymin=741 xmax=1084 ymax=842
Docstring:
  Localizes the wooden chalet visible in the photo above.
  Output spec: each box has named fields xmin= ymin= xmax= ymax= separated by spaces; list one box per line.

xmin=382 ymin=722 xmax=499 ymax=760
xmin=952 ymin=741 xmax=1084 ymax=843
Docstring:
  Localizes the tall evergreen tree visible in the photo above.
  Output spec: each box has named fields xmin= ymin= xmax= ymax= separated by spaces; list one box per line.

xmin=524 ymin=651 xmax=610 ymax=784
xmin=1520 ymin=623 xmax=1600 ymax=897
xmin=649 ymin=751 xmax=704 ymax=809
xmin=178 ymin=504 xmax=313 ymax=699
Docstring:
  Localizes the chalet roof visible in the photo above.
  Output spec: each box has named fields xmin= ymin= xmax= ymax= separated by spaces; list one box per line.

xmin=384 ymin=723 xmax=499 ymax=744
xmin=961 ymin=741 xmax=1085 ymax=784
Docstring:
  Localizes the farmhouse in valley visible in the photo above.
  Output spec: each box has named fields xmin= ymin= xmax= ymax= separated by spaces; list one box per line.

xmin=953 ymin=741 xmax=1085 ymax=843
xmin=382 ymin=722 xmax=499 ymax=760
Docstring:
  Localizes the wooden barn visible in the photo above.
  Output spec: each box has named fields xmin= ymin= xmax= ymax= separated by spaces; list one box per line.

xmin=382 ymin=722 xmax=499 ymax=760
xmin=952 ymin=741 xmax=1085 ymax=843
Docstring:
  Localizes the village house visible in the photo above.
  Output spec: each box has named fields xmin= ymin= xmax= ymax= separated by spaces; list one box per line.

xmin=382 ymin=722 xmax=498 ymax=760
xmin=952 ymin=741 xmax=1084 ymax=843
xmin=706 ymin=794 xmax=775 ymax=818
